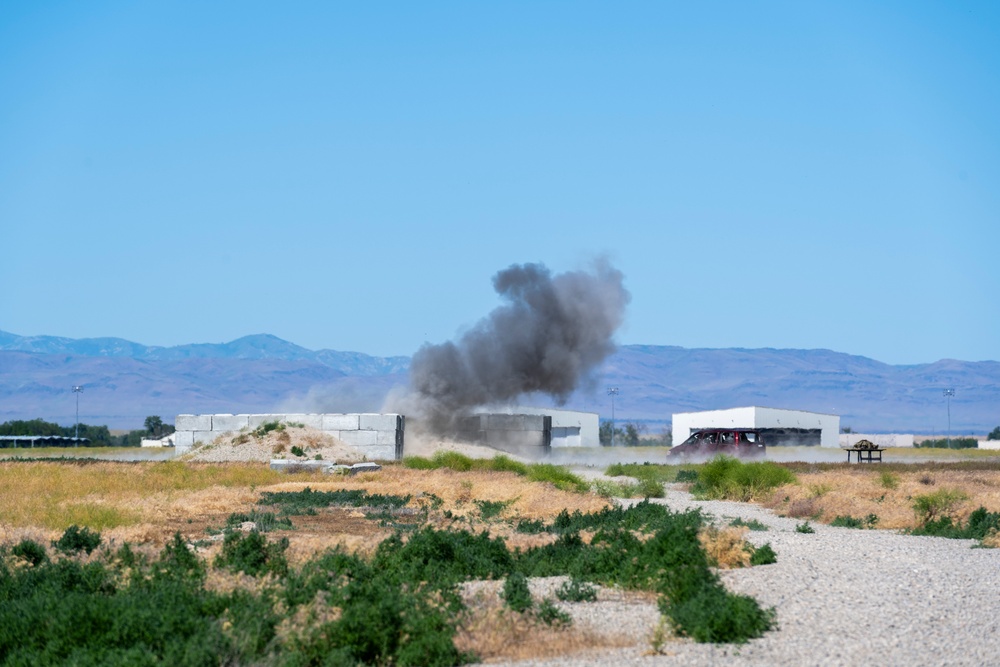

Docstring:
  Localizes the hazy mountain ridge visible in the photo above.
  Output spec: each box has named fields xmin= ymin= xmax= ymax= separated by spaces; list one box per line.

xmin=0 ymin=331 xmax=410 ymax=375
xmin=0 ymin=331 xmax=996 ymax=433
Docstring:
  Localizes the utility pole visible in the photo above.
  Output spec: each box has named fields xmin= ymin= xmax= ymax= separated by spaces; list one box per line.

xmin=943 ymin=388 xmax=955 ymax=448
xmin=73 ymin=386 xmax=83 ymax=443
xmin=607 ymin=387 xmax=619 ymax=447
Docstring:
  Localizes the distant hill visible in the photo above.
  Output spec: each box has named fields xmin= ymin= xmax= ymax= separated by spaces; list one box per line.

xmin=0 ymin=330 xmax=996 ymax=433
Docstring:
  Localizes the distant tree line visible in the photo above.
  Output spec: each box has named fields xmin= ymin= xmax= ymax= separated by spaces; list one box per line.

xmin=599 ymin=421 xmax=672 ymax=447
xmin=0 ymin=417 xmax=174 ymax=448
xmin=914 ymin=437 xmax=979 ymax=450
xmin=989 ymin=426 xmax=1000 ymax=441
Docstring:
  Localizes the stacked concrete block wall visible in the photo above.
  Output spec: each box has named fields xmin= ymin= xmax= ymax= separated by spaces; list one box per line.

xmin=450 ymin=414 xmax=551 ymax=458
xmin=173 ymin=413 xmax=404 ymax=460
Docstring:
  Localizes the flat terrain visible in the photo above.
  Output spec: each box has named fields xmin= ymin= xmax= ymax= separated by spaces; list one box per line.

xmin=3 ymin=444 xmax=1000 ymax=665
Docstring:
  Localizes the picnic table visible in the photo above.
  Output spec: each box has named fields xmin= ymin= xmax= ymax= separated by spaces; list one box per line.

xmin=843 ymin=446 xmax=885 ymax=463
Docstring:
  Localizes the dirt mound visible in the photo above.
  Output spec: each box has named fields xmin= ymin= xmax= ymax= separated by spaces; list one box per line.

xmin=183 ymin=424 xmax=366 ymax=464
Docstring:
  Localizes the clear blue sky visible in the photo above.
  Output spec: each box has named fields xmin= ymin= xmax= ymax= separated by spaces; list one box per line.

xmin=2 ymin=1 xmax=998 ymax=364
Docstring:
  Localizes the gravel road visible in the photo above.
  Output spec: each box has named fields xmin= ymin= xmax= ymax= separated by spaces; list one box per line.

xmin=482 ymin=485 xmax=1000 ymax=667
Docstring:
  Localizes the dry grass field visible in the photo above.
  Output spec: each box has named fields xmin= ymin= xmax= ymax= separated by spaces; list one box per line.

xmin=0 ymin=457 xmax=763 ymax=662
xmin=764 ymin=460 xmax=1000 ymax=540
xmin=0 ymin=460 xmax=608 ymax=557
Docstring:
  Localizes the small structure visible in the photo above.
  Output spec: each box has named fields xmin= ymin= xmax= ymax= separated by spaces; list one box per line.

xmin=840 ymin=433 xmax=914 ymax=448
xmin=173 ymin=413 xmax=404 ymax=460
xmin=0 ymin=435 xmax=90 ymax=448
xmin=673 ymin=407 xmax=840 ymax=447
xmin=450 ymin=413 xmax=552 ymax=458
xmin=475 ymin=407 xmax=600 ymax=448
xmin=141 ymin=434 xmax=176 ymax=448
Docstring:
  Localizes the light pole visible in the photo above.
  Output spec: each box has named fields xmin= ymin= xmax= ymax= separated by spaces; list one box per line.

xmin=943 ymin=388 xmax=955 ymax=448
xmin=73 ymin=386 xmax=83 ymax=443
xmin=607 ymin=387 xmax=619 ymax=447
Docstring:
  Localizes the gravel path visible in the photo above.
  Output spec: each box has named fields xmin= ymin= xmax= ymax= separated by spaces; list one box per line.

xmin=481 ymin=485 xmax=1000 ymax=667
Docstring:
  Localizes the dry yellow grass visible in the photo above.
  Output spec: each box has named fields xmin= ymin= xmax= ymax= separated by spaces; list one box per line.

xmin=765 ymin=465 xmax=1000 ymax=530
xmin=0 ymin=457 xmax=648 ymax=664
xmin=698 ymin=526 xmax=752 ymax=568
xmin=455 ymin=589 xmax=636 ymax=662
xmin=0 ymin=460 xmax=610 ymax=559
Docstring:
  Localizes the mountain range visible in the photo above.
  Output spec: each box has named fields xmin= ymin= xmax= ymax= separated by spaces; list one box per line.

xmin=1 ymin=330 xmax=997 ymax=434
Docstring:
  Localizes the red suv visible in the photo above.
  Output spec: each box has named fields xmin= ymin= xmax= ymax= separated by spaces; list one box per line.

xmin=667 ymin=428 xmax=766 ymax=459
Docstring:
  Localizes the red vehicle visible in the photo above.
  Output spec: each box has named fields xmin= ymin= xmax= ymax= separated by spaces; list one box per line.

xmin=667 ymin=428 xmax=766 ymax=460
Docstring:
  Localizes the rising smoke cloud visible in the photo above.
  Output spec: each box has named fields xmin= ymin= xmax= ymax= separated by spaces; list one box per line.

xmin=395 ymin=259 xmax=630 ymax=430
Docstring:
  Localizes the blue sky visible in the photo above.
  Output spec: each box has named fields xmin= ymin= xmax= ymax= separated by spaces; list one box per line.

xmin=2 ymin=1 xmax=997 ymax=364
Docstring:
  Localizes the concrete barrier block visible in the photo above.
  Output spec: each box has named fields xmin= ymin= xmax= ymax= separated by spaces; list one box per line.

xmin=376 ymin=429 xmax=401 ymax=445
xmin=173 ymin=430 xmax=194 ymax=451
xmin=247 ymin=414 xmax=282 ymax=429
xmin=176 ymin=414 xmax=211 ymax=430
xmin=293 ymin=414 xmax=325 ymax=429
xmin=192 ymin=431 xmax=217 ymax=445
xmin=323 ymin=414 xmax=360 ymax=430
xmin=212 ymin=414 xmax=249 ymax=431
xmin=359 ymin=413 xmax=400 ymax=431
xmin=338 ymin=430 xmax=379 ymax=446
xmin=528 ymin=415 xmax=550 ymax=431
xmin=486 ymin=414 xmax=526 ymax=431
xmin=487 ymin=430 xmax=548 ymax=449
xmin=359 ymin=445 xmax=397 ymax=461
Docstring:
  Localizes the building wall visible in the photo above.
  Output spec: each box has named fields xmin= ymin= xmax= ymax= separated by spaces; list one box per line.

xmin=475 ymin=407 xmax=600 ymax=448
xmin=452 ymin=414 xmax=552 ymax=458
xmin=173 ymin=413 xmax=404 ymax=460
xmin=672 ymin=407 xmax=840 ymax=447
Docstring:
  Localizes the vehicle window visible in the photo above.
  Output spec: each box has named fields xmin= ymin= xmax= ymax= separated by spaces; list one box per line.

xmin=702 ymin=432 xmax=718 ymax=444
xmin=720 ymin=432 xmax=735 ymax=443
xmin=741 ymin=432 xmax=758 ymax=443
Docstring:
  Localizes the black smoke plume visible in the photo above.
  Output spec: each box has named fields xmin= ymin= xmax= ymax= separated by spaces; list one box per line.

xmin=400 ymin=259 xmax=629 ymax=431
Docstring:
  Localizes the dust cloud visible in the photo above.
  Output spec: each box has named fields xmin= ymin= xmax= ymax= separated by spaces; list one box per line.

xmin=388 ymin=259 xmax=630 ymax=432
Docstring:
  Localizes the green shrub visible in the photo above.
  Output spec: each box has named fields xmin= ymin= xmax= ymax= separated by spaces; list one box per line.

xmin=216 ymin=531 xmax=289 ymax=577
xmin=515 ymin=518 xmax=546 ymax=534
xmin=605 ymin=462 xmax=677 ymax=485
xmin=503 ymin=571 xmax=533 ymax=612
xmin=675 ymin=469 xmax=699 ymax=483
xmin=663 ymin=588 xmax=776 ymax=644
xmin=475 ymin=499 xmax=515 ymax=520
xmin=730 ymin=518 xmax=768 ymax=532
xmin=691 ymin=457 xmax=796 ymax=501
xmin=914 ymin=437 xmax=978 ymax=449
xmin=536 ymin=598 xmax=572 ymax=627
xmin=525 ymin=463 xmax=589 ymax=493
xmin=53 ymin=524 xmax=102 ymax=555
xmin=253 ymin=420 xmax=285 ymax=438
xmin=830 ymin=514 xmax=879 ymax=529
xmin=749 ymin=543 xmax=777 ymax=565
xmin=488 ymin=455 xmax=530 ymax=475
xmin=638 ymin=477 xmax=665 ymax=498
xmin=912 ymin=488 xmax=968 ymax=524
xmin=556 ymin=578 xmax=598 ymax=602
xmin=373 ymin=527 xmax=513 ymax=585
xmin=592 ymin=479 xmax=640 ymax=498
xmin=259 ymin=487 xmax=411 ymax=516
xmin=225 ymin=510 xmax=293 ymax=533
xmin=289 ymin=445 xmax=305 ymax=457
xmin=795 ymin=522 xmax=815 ymax=534
xmin=878 ymin=471 xmax=899 ymax=490
xmin=910 ymin=506 xmax=1000 ymax=541
xmin=11 ymin=539 xmax=48 ymax=566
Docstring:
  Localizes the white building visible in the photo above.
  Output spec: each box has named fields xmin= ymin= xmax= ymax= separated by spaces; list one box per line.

xmin=475 ymin=407 xmax=600 ymax=448
xmin=672 ymin=407 xmax=840 ymax=447
xmin=140 ymin=434 xmax=176 ymax=448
